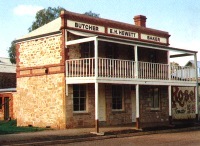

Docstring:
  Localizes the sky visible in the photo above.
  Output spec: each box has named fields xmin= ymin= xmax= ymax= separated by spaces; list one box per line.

xmin=0 ymin=0 xmax=200 ymax=65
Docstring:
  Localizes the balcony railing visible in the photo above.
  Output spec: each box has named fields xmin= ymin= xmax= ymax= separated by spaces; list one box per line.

xmin=66 ymin=58 xmax=196 ymax=82
xmin=138 ymin=62 xmax=168 ymax=80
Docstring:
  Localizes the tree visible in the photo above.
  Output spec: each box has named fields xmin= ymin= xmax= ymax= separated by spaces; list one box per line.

xmin=84 ymin=11 xmax=100 ymax=18
xmin=8 ymin=7 xmax=64 ymax=63
xmin=8 ymin=40 xmax=16 ymax=64
xmin=28 ymin=6 xmax=64 ymax=32
xmin=9 ymin=8 xmax=100 ymax=63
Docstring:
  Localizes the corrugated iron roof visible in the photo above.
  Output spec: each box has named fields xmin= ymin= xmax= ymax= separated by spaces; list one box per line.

xmin=0 ymin=57 xmax=16 ymax=73
xmin=185 ymin=60 xmax=200 ymax=68
xmin=17 ymin=17 xmax=61 ymax=40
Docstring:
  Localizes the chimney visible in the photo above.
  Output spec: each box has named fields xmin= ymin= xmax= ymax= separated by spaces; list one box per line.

xmin=134 ymin=15 xmax=147 ymax=27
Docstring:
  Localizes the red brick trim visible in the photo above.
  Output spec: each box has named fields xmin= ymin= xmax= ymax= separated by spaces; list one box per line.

xmin=136 ymin=118 xmax=140 ymax=129
xmin=17 ymin=65 xmax=65 ymax=78
xmin=15 ymin=43 xmax=20 ymax=68
xmin=95 ymin=119 xmax=99 ymax=133
xmin=60 ymin=30 xmax=65 ymax=66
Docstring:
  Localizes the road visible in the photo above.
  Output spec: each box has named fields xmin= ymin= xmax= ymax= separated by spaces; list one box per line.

xmin=53 ymin=130 xmax=200 ymax=146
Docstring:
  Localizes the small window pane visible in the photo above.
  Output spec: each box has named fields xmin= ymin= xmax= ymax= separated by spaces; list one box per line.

xmin=73 ymin=98 xmax=79 ymax=105
xmin=73 ymin=91 xmax=79 ymax=97
xmin=80 ymin=91 xmax=85 ymax=97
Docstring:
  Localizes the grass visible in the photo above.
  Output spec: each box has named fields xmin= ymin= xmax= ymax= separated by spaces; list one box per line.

xmin=0 ymin=120 xmax=47 ymax=135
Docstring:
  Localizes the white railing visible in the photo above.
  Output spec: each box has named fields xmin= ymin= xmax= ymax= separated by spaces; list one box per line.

xmin=66 ymin=58 xmax=196 ymax=82
xmin=138 ymin=62 xmax=169 ymax=80
xmin=171 ymin=65 xmax=195 ymax=81
xmin=66 ymin=58 xmax=95 ymax=77
xmin=98 ymin=58 xmax=135 ymax=78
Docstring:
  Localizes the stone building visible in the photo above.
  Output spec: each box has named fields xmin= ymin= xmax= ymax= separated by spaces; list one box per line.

xmin=0 ymin=57 xmax=16 ymax=120
xmin=14 ymin=10 xmax=198 ymax=131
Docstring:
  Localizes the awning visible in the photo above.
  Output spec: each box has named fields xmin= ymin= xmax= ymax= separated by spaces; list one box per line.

xmin=67 ymin=30 xmax=96 ymax=37
xmin=66 ymin=29 xmax=197 ymax=56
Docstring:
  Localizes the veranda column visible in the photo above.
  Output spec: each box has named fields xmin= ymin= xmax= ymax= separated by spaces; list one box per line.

xmin=167 ymin=51 xmax=172 ymax=124
xmin=136 ymin=84 xmax=140 ymax=129
xmin=168 ymin=85 xmax=172 ymax=124
xmin=194 ymin=53 xmax=199 ymax=121
xmin=134 ymin=45 xmax=138 ymax=78
xmin=94 ymin=37 xmax=99 ymax=133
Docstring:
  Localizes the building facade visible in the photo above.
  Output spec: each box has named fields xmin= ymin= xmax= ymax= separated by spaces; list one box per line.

xmin=0 ymin=57 xmax=16 ymax=120
xmin=15 ymin=10 xmax=198 ymax=131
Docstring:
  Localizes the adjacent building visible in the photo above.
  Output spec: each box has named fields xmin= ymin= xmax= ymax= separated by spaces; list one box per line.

xmin=14 ymin=10 xmax=198 ymax=131
xmin=0 ymin=57 xmax=16 ymax=120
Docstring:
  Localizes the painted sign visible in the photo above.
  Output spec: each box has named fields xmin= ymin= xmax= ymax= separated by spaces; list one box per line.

xmin=67 ymin=20 xmax=105 ymax=33
xmin=107 ymin=28 xmax=138 ymax=39
xmin=141 ymin=34 xmax=167 ymax=44
xmin=172 ymin=86 xmax=195 ymax=119
xmin=67 ymin=20 xmax=168 ymax=44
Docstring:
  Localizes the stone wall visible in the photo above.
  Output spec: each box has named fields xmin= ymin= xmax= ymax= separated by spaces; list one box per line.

xmin=66 ymin=83 xmax=132 ymax=128
xmin=15 ymin=33 xmax=66 ymax=129
xmin=16 ymin=74 xmax=65 ymax=129
xmin=18 ymin=35 xmax=62 ymax=68
xmin=139 ymin=85 xmax=169 ymax=128
xmin=67 ymin=33 xmax=81 ymax=59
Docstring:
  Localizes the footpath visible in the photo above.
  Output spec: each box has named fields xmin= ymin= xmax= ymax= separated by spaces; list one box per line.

xmin=1 ymin=124 xmax=200 ymax=146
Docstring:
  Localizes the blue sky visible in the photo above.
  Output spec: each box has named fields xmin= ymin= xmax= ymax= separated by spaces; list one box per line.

xmin=0 ymin=0 xmax=200 ymax=65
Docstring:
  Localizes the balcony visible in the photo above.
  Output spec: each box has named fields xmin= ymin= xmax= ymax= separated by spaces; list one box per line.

xmin=65 ymin=58 xmax=196 ymax=85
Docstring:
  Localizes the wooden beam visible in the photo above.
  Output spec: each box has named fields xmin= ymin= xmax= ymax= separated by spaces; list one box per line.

xmin=66 ymin=36 xmax=97 ymax=46
xmin=170 ymin=53 xmax=193 ymax=58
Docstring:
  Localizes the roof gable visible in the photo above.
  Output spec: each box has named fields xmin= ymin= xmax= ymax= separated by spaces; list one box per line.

xmin=17 ymin=17 xmax=61 ymax=40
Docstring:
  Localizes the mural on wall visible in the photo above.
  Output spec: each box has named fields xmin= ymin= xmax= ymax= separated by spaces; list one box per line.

xmin=172 ymin=86 xmax=195 ymax=119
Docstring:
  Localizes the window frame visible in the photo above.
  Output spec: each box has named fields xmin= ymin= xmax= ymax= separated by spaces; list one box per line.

xmin=73 ymin=84 xmax=87 ymax=113
xmin=150 ymin=87 xmax=160 ymax=110
xmin=112 ymin=85 xmax=124 ymax=111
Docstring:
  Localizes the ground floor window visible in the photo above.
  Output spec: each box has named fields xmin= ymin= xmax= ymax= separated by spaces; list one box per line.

xmin=150 ymin=87 xmax=160 ymax=109
xmin=73 ymin=84 xmax=86 ymax=112
xmin=112 ymin=85 xmax=123 ymax=110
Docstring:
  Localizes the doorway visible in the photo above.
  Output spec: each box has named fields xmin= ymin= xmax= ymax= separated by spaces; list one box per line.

xmin=4 ymin=97 xmax=10 ymax=120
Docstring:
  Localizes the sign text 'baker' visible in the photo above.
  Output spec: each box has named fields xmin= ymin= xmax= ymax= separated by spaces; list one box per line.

xmin=147 ymin=35 xmax=160 ymax=42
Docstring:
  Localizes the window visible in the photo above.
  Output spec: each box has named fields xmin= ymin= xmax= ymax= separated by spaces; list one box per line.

xmin=0 ymin=97 xmax=2 ymax=109
xmin=112 ymin=85 xmax=123 ymax=110
xmin=150 ymin=87 xmax=160 ymax=109
xmin=81 ymin=42 xmax=94 ymax=58
xmin=73 ymin=84 xmax=86 ymax=112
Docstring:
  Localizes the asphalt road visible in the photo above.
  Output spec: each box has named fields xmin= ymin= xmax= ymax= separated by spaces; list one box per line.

xmin=53 ymin=130 xmax=200 ymax=146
